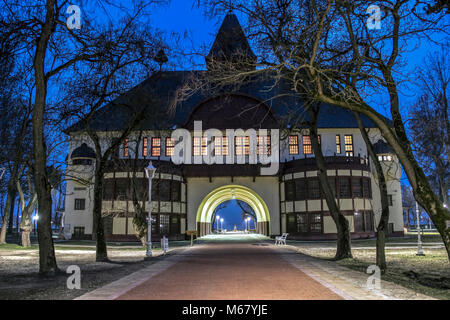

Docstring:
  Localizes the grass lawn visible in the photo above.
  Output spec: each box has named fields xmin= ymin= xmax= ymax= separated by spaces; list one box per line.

xmin=296 ymin=245 xmax=450 ymax=300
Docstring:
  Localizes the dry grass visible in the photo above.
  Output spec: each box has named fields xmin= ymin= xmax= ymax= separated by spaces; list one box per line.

xmin=295 ymin=245 xmax=450 ymax=300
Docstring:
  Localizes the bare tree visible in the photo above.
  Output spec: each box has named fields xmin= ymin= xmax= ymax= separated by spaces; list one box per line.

xmin=409 ymin=50 xmax=449 ymax=209
xmin=199 ymin=0 xmax=450 ymax=260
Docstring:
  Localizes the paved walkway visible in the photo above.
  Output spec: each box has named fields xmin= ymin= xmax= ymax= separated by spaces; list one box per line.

xmin=76 ymin=234 xmax=433 ymax=300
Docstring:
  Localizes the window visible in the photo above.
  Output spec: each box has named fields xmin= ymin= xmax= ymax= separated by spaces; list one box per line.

xmin=289 ymin=135 xmax=299 ymax=155
xmin=378 ymin=154 xmax=393 ymax=162
xmin=295 ymin=179 xmax=307 ymax=200
xmin=354 ymin=212 xmax=364 ymax=232
xmin=363 ymin=178 xmax=372 ymax=198
xmin=297 ymin=213 xmax=308 ymax=233
xmin=159 ymin=180 xmax=171 ymax=201
xmin=285 ymin=180 xmax=295 ymax=201
xmin=193 ymin=137 xmax=207 ymax=156
xmin=214 ymin=136 xmax=229 ymax=156
xmin=257 ymin=135 xmax=271 ymax=155
xmin=151 ymin=138 xmax=161 ymax=157
xmin=287 ymin=214 xmax=296 ymax=233
xmin=142 ymin=138 xmax=148 ymax=157
xmin=73 ymin=227 xmax=85 ymax=237
xmin=310 ymin=213 xmax=322 ymax=233
xmin=170 ymin=216 xmax=179 ymax=235
xmin=74 ymin=199 xmax=85 ymax=210
xmin=171 ymin=181 xmax=181 ymax=202
xmin=303 ymin=135 xmax=320 ymax=155
xmin=123 ymin=139 xmax=129 ymax=157
xmin=339 ymin=177 xmax=351 ymax=198
xmin=344 ymin=135 xmax=354 ymax=156
xmin=352 ymin=178 xmax=362 ymax=198
xmin=308 ymin=179 xmax=321 ymax=199
xmin=364 ymin=211 xmax=374 ymax=231
xmin=235 ymin=136 xmax=249 ymax=156
xmin=159 ymin=214 xmax=169 ymax=234
xmin=165 ymin=138 xmax=175 ymax=157
xmin=388 ymin=195 xmax=393 ymax=206
xmin=336 ymin=135 xmax=341 ymax=154
xmin=303 ymin=135 xmax=312 ymax=155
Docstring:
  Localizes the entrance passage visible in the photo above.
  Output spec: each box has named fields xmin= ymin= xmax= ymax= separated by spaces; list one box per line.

xmin=196 ymin=185 xmax=270 ymax=236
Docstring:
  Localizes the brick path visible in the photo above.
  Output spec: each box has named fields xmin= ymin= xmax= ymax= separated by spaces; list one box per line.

xmin=116 ymin=242 xmax=343 ymax=300
xmin=76 ymin=235 xmax=433 ymax=300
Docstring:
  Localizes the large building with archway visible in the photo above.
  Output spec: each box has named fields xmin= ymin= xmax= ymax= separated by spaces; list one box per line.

xmin=63 ymin=13 xmax=404 ymax=241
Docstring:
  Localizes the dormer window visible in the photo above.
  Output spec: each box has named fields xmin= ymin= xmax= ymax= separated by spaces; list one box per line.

xmin=123 ymin=139 xmax=129 ymax=157
xmin=378 ymin=155 xmax=393 ymax=162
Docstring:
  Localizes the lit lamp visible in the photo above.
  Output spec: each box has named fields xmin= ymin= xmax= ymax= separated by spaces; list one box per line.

xmin=144 ymin=161 xmax=156 ymax=259
xmin=33 ymin=215 xmax=39 ymax=234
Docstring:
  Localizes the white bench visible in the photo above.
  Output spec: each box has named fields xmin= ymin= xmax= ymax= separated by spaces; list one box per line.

xmin=275 ymin=233 xmax=288 ymax=245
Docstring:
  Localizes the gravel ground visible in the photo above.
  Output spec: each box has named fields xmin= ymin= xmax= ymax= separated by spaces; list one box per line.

xmin=0 ymin=247 xmax=184 ymax=300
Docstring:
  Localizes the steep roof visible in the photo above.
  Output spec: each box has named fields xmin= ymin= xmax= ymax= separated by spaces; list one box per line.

xmin=206 ymin=13 xmax=256 ymax=70
xmin=65 ymin=14 xmax=392 ymax=135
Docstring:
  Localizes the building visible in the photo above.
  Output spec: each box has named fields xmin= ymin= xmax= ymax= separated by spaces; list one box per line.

xmin=63 ymin=13 xmax=404 ymax=241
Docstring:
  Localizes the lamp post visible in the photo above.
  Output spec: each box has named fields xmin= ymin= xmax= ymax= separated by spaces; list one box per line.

xmin=247 ymin=217 xmax=251 ymax=233
xmin=220 ymin=218 xmax=224 ymax=232
xmin=415 ymin=201 xmax=425 ymax=256
xmin=216 ymin=215 xmax=220 ymax=233
xmin=144 ymin=161 xmax=156 ymax=259
xmin=33 ymin=215 xmax=38 ymax=234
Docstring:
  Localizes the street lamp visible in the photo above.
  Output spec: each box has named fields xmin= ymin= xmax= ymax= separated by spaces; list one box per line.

xmin=220 ymin=218 xmax=224 ymax=232
xmin=216 ymin=215 xmax=220 ymax=232
xmin=144 ymin=161 xmax=156 ymax=259
xmin=33 ymin=215 xmax=39 ymax=234
xmin=415 ymin=201 xmax=425 ymax=256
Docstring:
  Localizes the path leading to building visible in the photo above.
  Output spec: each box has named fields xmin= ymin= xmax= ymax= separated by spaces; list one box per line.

xmin=76 ymin=233 xmax=433 ymax=300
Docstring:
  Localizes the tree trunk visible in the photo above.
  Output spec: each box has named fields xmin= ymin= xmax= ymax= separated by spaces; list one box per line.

xmin=316 ymin=93 xmax=450 ymax=261
xmin=32 ymin=0 xmax=58 ymax=274
xmin=355 ymin=112 xmax=389 ymax=273
xmin=7 ymin=189 xmax=16 ymax=233
xmin=307 ymin=107 xmax=352 ymax=260
xmin=93 ymin=159 xmax=108 ymax=262
xmin=0 ymin=184 xmax=15 ymax=244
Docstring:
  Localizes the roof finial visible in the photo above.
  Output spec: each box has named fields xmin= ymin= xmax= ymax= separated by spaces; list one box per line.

xmin=154 ymin=48 xmax=168 ymax=71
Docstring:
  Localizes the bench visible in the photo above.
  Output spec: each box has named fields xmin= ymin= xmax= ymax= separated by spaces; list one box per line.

xmin=275 ymin=233 xmax=288 ymax=245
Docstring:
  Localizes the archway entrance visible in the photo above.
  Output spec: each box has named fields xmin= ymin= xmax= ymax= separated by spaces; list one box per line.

xmin=196 ymin=185 xmax=270 ymax=236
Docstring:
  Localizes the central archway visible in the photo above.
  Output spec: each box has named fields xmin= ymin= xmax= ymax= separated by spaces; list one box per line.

xmin=196 ymin=185 xmax=270 ymax=236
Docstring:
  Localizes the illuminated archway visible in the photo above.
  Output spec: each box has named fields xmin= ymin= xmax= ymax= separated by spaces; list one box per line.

xmin=196 ymin=185 xmax=270 ymax=236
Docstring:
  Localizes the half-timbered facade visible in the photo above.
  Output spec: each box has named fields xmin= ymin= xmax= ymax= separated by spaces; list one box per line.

xmin=63 ymin=13 xmax=404 ymax=241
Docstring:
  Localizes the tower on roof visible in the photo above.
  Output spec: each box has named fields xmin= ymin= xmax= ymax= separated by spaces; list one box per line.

xmin=206 ymin=13 xmax=256 ymax=71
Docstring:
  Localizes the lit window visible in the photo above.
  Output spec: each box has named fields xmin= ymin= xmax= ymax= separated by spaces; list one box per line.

xmin=344 ymin=135 xmax=353 ymax=156
xmin=336 ymin=135 xmax=341 ymax=154
xmin=165 ymin=138 xmax=175 ymax=157
xmin=303 ymin=135 xmax=312 ymax=155
xmin=289 ymin=135 xmax=299 ymax=155
xmin=235 ymin=136 xmax=250 ymax=155
xmin=214 ymin=136 xmax=229 ymax=156
xmin=193 ymin=137 xmax=201 ymax=156
xmin=257 ymin=135 xmax=271 ymax=155
xmin=151 ymin=138 xmax=161 ymax=157
xmin=123 ymin=139 xmax=129 ymax=157
xmin=142 ymin=137 xmax=148 ymax=157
